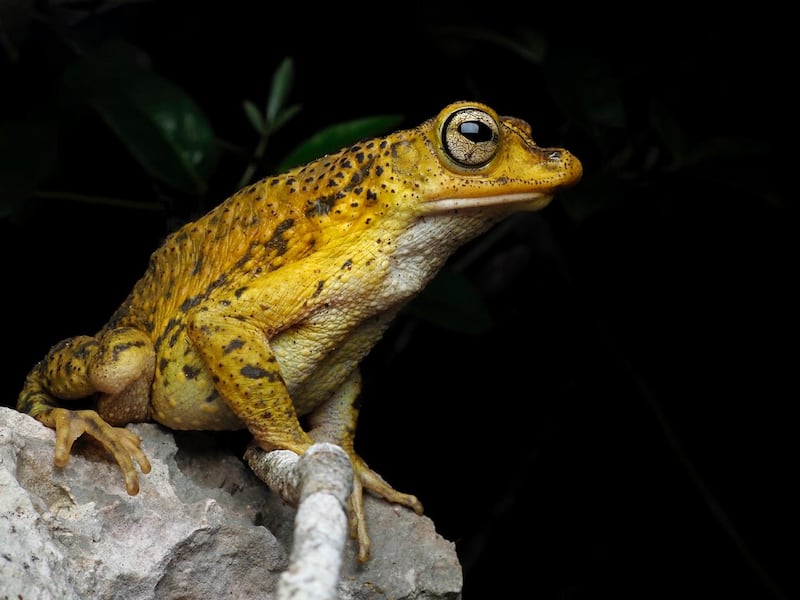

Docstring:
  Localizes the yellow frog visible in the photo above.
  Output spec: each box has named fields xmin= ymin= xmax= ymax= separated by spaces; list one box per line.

xmin=17 ymin=101 xmax=581 ymax=561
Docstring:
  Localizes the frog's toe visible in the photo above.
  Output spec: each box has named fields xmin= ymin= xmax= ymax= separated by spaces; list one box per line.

xmin=357 ymin=463 xmax=424 ymax=515
xmin=49 ymin=408 xmax=150 ymax=495
xmin=347 ymin=459 xmax=424 ymax=562
xmin=348 ymin=476 xmax=371 ymax=562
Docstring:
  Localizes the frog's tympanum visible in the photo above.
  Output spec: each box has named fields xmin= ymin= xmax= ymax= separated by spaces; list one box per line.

xmin=18 ymin=101 xmax=582 ymax=561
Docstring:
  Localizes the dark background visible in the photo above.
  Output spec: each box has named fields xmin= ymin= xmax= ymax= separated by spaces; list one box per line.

xmin=1 ymin=2 xmax=795 ymax=598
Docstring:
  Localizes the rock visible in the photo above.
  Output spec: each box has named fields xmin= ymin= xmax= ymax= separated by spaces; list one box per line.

xmin=0 ymin=407 xmax=463 ymax=599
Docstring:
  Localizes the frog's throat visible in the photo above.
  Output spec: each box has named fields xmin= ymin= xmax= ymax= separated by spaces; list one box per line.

xmin=420 ymin=192 xmax=553 ymax=213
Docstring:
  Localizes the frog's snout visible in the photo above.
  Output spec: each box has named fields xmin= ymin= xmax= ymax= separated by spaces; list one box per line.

xmin=543 ymin=147 xmax=583 ymax=188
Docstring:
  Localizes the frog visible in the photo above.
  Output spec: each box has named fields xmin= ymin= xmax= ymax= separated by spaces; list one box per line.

xmin=17 ymin=100 xmax=582 ymax=562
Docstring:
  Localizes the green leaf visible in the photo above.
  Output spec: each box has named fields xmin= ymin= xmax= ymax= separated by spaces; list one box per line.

xmin=243 ymin=99 xmax=266 ymax=134
xmin=276 ymin=114 xmax=404 ymax=172
xmin=0 ymin=120 xmax=58 ymax=218
xmin=61 ymin=46 xmax=218 ymax=195
xmin=406 ymin=269 xmax=493 ymax=334
xmin=266 ymin=57 xmax=294 ymax=125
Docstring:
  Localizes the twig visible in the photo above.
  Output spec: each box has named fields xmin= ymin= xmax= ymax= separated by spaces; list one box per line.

xmin=244 ymin=443 xmax=353 ymax=600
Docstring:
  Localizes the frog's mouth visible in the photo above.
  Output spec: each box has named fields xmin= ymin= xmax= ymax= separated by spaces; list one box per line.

xmin=421 ymin=191 xmax=554 ymax=213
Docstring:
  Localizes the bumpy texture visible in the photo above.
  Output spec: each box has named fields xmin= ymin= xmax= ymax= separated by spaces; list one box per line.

xmin=0 ymin=407 xmax=463 ymax=599
xmin=16 ymin=101 xmax=582 ymax=561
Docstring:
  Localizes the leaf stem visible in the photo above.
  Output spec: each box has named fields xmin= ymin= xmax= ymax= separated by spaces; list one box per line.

xmin=237 ymin=130 xmax=271 ymax=190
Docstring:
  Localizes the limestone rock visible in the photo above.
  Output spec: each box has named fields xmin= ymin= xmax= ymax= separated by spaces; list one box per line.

xmin=0 ymin=407 xmax=462 ymax=599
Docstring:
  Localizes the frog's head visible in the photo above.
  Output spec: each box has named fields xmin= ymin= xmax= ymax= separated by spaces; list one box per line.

xmin=390 ymin=101 xmax=582 ymax=217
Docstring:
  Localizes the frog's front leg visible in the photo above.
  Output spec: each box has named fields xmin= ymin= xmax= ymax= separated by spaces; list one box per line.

xmin=185 ymin=307 xmax=314 ymax=454
xmin=16 ymin=328 xmax=155 ymax=494
xmin=308 ymin=369 xmax=424 ymax=563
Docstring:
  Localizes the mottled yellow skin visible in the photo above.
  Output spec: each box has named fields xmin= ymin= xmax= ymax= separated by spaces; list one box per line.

xmin=18 ymin=101 xmax=581 ymax=561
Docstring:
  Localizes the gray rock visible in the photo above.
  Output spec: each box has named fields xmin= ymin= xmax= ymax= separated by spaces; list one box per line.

xmin=0 ymin=407 xmax=462 ymax=599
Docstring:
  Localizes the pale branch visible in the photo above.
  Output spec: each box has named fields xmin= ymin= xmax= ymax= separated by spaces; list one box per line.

xmin=244 ymin=442 xmax=354 ymax=600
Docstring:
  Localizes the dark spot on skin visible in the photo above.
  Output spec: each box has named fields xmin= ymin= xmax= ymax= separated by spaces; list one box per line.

xmin=264 ymin=218 xmax=295 ymax=256
xmin=206 ymin=274 xmax=227 ymax=294
xmin=178 ymin=273 xmax=227 ymax=312
xmin=168 ymin=325 xmax=185 ymax=348
xmin=356 ymin=152 xmax=364 ymax=163
xmin=223 ymin=338 xmax=245 ymax=354
xmin=327 ymin=179 xmax=338 ymax=187
xmin=50 ymin=339 xmax=71 ymax=353
xmin=155 ymin=318 xmax=181 ymax=352
xmin=159 ymin=358 xmax=168 ymax=373
xmin=341 ymin=259 xmax=353 ymax=270
xmin=72 ymin=340 xmax=97 ymax=360
xmin=235 ymin=287 xmax=248 ymax=298
xmin=366 ymin=190 xmax=377 ymax=202
xmin=375 ymin=166 xmax=383 ymax=176
xmin=180 ymin=294 xmax=203 ymax=313
xmin=312 ymin=280 xmax=325 ymax=297
xmin=240 ymin=365 xmax=280 ymax=381
xmin=305 ymin=195 xmax=335 ymax=217
xmin=234 ymin=251 xmax=253 ymax=270
xmin=192 ymin=259 xmax=203 ymax=276
xmin=204 ymin=390 xmax=219 ymax=403
xmin=182 ymin=364 xmax=202 ymax=379
xmin=17 ymin=395 xmax=34 ymax=414
xmin=341 ymin=159 xmax=352 ymax=169
xmin=111 ymin=340 xmax=145 ymax=361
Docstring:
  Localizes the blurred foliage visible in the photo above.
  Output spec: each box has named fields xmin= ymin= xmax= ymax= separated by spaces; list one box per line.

xmin=0 ymin=6 xmax=780 ymax=333
xmin=61 ymin=39 xmax=218 ymax=196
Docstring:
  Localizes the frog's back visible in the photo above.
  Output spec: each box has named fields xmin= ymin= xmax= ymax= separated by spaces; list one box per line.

xmin=103 ymin=147 xmax=371 ymax=343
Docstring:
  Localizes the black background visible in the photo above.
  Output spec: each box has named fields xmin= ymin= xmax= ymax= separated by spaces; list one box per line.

xmin=1 ymin=3 xmax=795 ymax=598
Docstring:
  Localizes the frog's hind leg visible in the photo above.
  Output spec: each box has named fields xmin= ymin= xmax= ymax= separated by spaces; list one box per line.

xmin=308 ymin=369 xmax=424 ymax=563
xmin=16 ymin=327 xmax=155 ymax=495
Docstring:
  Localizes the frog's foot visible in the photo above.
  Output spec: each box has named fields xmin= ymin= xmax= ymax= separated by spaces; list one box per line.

xmin=349 ymin=454 xmax=424 ymax=562
xmin=40 ymin=407 xmax=151 ymax=495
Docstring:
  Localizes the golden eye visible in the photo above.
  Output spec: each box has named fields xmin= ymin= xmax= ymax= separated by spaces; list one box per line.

xmin=441 ymin=107 xmax=500 ymax=168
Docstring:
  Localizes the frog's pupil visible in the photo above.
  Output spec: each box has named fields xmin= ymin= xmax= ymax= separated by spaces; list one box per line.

xmin=459 ymin=121 xmax=492 ymax=142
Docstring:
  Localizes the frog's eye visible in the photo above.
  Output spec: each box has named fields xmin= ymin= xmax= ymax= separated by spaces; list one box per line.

xmin=441 ymin=107 xmax=500 ymax=168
